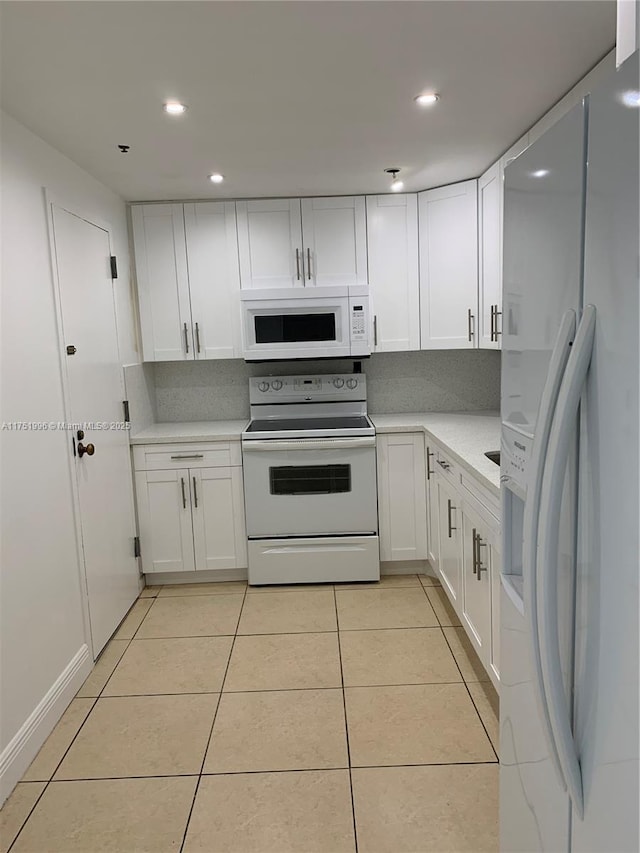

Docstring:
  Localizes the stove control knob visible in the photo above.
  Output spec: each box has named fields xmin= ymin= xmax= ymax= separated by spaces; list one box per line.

xmin=271 ymin=380 xmax=283 ymax=391
xmin=258 ymin=381 xmax=270 ymax=392
xmin=333 ymin=378 xmax=345 ymax=388
xmin=346 ymin=378 xmax=358 ymax=389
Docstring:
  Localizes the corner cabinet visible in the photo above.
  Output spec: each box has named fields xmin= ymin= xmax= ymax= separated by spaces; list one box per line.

xmin=419 ymin=180 xmax=479 ymax=349
xmin=131 ymin=202 xmax=242 ymax=362
xmin=236 ymin=196 xmax=367 ymax=290
xmin=133 ymin=442 xmax=247 ymax=575
xmin=376 ymin=433 xmax=428 ymax=563
xmin=366 ymin=194 xmax=420 ymax=352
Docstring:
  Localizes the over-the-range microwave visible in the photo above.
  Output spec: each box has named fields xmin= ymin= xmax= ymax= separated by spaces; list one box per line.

xmin=240 ymin=286 xmax=371 ymax=361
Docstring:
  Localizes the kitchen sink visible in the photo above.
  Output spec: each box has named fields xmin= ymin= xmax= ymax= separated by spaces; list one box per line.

xmin=485 ymin=450 xmax=500 ymax=466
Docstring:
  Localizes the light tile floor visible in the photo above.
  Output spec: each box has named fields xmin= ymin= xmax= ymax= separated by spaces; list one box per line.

xmin=2 ymin=574 xmax=500 ymax=853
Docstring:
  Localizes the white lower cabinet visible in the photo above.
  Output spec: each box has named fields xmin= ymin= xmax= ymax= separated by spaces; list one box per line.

xmin=377 ymin=433 xmax=428 ymax=562
xmin=436 ymin=474 xmax=463 ymax=607
xmin=426 ymin=444 xmax=439 ymax=568
xmin=134 ymin=443 xmax=247 ymax=575
xmin=461 ymin=505 xmax=492 ymax=663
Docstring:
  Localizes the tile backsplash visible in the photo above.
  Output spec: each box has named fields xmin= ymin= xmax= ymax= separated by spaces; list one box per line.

xmin=148 ymin=350 xmax=500 ymax=423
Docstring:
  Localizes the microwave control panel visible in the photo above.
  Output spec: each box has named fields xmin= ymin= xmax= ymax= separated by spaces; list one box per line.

xmin=351 ymin=303 xmax=367 ymax=340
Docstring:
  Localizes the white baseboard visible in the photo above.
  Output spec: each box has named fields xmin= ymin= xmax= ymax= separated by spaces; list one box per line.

xmin=0 ymin=644 xmax=92 ymax=806
xmin=146 ymin=568 xmax=248 ymax=585
xmin=380 ymin=560 xmax=433 ymax=576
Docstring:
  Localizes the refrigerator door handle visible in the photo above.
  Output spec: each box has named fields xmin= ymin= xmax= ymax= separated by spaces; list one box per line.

xmin=537 ymin=304 xmax=596 ymax=820
xmin=522 ymin=308 xmax=577 ymax=793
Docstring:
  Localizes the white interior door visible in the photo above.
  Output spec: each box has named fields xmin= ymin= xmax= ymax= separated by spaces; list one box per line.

xmin=184 ymin=202 xmax=242 ymax=359
xmin=51 ymin=205 xmax=139 ymax=655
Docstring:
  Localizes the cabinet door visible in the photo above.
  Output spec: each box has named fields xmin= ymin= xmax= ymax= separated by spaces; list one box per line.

xmin=236 ymin=199 xmax=303 ymax=289
xmin=366 ymin=194 xmax=420 ymax=351
xmin=436 ymin=476 xmax=463 ymax=606
xmin=131 ymin=204 xmax=193 ymax=361
xmin=461 ymin=507 xmax=492 ymax=666
xmin=135 ymin=469 xmax=195 ymax=574
xmin=426 ymin=446 xmax=439 ymax=568
xmin=478 ymin=163 xmax=502 ymax=350
xmin=184 ymin=202 xmax=242 ymax=359
xmin=377 ymin=433 xmax=428 ymax=562
xmin=192 ymin=467 xmax=248 ymax=571
xmin=419 ymin=180 xmax=478 ymax=349
xmin=301 ymin=197 xmax=367 ymax=287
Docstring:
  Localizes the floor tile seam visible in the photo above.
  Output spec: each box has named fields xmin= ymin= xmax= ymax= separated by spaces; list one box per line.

xmin=333 ymin=586 xmax=359 ymax=853
xmin=6 ymin=780 xmax=50 ymax=853
xmin=219 ymin=679 xmax=465 ymax=694
xmin=93 ymin=633 xmax=137 ymax=700
xmin=157 ymin=591 xmax=248 ymax=599
xmin=337 ymin=625 xmax=445 ymax=633
xmin=439 ymin=628 xmax=498 ymax=760
xmin=178 ymin=586 xmax=249 ymax=852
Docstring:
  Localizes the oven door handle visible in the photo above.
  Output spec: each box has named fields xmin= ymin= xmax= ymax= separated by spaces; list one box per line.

xmin=242 ymin=437 xmax=376 ymax=452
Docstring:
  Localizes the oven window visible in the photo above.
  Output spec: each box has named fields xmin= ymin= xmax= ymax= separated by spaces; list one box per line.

xmin=269 ymin=464 xmax=351 ymax=495
xmin=255 ymin=313 xmax=336 ymax=343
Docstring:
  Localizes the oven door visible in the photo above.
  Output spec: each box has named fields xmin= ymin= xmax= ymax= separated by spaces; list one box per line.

xmin=242 ymin=437 xmax=378 ymax=537
xmin=241 ymin=294 xmax=351 ymax=360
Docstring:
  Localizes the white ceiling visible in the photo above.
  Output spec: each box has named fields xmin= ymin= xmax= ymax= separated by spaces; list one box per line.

xmin=0 ymin=1 xmax=615 ymax=201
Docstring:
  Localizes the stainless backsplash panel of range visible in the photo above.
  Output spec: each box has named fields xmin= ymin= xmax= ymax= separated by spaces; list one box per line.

xmin=152 ymin=350 xmax=500 ymax=422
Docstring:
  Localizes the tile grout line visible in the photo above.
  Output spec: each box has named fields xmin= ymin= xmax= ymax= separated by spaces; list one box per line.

xmin=439 ymin=626 xmax=499 ymax=762
xmin=178 ymin=584 xmax=249 ymax=853
xmin=333 ymin=585 xmax=359 ymax=853
xmin=6 ymin=600 xmax=148 ymax=853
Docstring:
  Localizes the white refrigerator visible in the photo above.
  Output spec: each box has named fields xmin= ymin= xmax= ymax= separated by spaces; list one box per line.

xmin=499 ymin=52 xmax=639 ymax=852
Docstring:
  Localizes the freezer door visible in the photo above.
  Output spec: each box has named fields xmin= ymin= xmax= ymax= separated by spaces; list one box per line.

xmin=501 ymin=105 xmax=585 ymax=436
xmin=572 ymin=52 xmax=639 ymax=853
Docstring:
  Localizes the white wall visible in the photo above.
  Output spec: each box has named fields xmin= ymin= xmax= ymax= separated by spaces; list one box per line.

xmin=0 ymin=111 xmax=139 ymax=800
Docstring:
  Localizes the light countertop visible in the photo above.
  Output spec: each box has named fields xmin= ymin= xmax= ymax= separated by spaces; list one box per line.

xmin=371 ymin=412 xmax=501 ymax=497
xmin=129 ymin=420 xmax=248 ymax=445
xmin=130 ymin=412 xmax=501 ymax=497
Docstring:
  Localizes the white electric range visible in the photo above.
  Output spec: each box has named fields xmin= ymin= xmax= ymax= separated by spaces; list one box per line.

xmin=241 ymin=374 xmax=380 ymax=585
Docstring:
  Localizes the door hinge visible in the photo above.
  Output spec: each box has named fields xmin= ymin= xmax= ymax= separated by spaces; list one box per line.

xmin=110 ymin=255 xmax=118 ymax=279
xmin=123 ymin=400 xmax=130 ymax=423
xmin=134 ymin=536 xmax=141 ymax=558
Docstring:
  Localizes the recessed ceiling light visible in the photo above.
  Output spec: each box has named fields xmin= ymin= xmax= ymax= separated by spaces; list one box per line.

xmin=163 ymin=102 xmax=187 ymax=115
xmin=209 ymin=173 xmax=225 ymax=183
xmin=621 ymin=90 xmax=640 ymax=108
xmin=414 ymin=93 xmax=440 ymax=106
xmin=532 ymin=169 xmax=550 ymax=178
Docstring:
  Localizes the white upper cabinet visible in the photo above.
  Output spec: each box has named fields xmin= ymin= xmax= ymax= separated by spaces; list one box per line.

xmin=236 ymin=199 xmax=303 ymax=289
xmin=184 ymin=202 xmax=242 ymax=359
xmin=478 ymin=163 xmax=502 ymax=350
xmin=132 ymin=204 xmax=193 ymax=361
xmin=366 ymin=194 xmax=420 ymax=351
xmin=419 ymin=180 xmax=479 ymax=349
xmin=300 ymin=196 xmax=367 ymax=287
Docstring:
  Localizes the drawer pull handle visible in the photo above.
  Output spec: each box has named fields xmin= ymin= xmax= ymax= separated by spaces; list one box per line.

xmin=170 ymin=454 xmax=204 ymax=460
xmin=438 ymin=459 xmax=450 ymax=470
xmin=447 ymin=498 xmax=456 ymax=537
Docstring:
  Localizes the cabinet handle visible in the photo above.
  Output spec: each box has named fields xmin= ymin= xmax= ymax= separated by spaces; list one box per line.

xmin=426 ymin=447 xmax=434 ymax=480
xmin=472 ymin=529 xmax=478 ymax=574
xmin=183 ymin=322 xmax=190 ymax=354
xmin=192 ymin=476 xmax=198 ymax=508
xmin=307 ymin=248 xmax=312 ymax=281
xmin=373 ymin=315 xmax=378 ymax=347
xmin=495 ymin=307 xmax=502 ymax=339
xmin=468 ymin=308 xmax=475 ymax=342
xmin=438 ymin=459 xmax=450 ymax=471
xmin=195 ymin=322 xmax=201 ymax=354
xmin=476 ymin=535 xmax=487 ymax=580
xmin=490 ymin=305 xmax=496 ymax=342
xmin=447 ymin=498 xmax=456 ymax=537
xmin=295 ymin=248 xmax=301 ymax=281
xmin=180 ymin=477 xmax=187 ymax=509
xmin=170 ymin=454 xmax=204 ymax=460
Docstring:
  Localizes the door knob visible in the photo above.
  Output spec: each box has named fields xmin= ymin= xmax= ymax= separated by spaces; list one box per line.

xmin=77 ymin=442 xmax=95 ymax=458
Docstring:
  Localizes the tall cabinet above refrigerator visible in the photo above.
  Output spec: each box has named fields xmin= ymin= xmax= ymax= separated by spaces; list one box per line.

xmin=499 ymin=51 xmax=639 ymax=852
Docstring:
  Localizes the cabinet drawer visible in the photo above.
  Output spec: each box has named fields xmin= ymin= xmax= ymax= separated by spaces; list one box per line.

xmin=133 ymin=442 xmax=241 ymax=471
